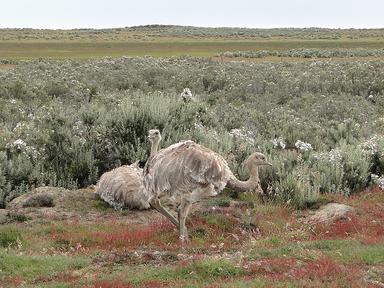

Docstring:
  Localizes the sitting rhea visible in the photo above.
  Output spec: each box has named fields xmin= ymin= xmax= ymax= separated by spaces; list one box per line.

xmin=95 ymin=129 xmax=162 ymax=210
xmin=143 ymin=140 xmax=271 ymax=241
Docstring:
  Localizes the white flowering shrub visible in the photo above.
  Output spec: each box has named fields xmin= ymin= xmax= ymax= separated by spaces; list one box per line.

xmin=360 ymin=136 xmax=382 ymax=155
xmin=261 ymin=152 xmax=321 ymax=209
xmin=312 ymin=149 xmax=346 ymax=195
xmin=180 ymin=88 xmax=194 ymax=102
xmin=360 ymin=135 xmax=384 ymax=177
xmin=0 ymin=57 xmax=383 ymax=207
xmin=311 ymin=142 xmax=371 ymax=195
xmin=229 ymin=128 xmax=255 ymax=144
xmin=295 ymin=140 xmax=313 ymax=152
xmin=371 ymin=174 xmax=384 ymax=190
xmin=272 ymin=137 xmax=286 ymax=149
xmin=219 ymin=48 xmax=384 ymax=59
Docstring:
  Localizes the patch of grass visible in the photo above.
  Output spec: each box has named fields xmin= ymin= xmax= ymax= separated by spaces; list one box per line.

xmin=106 ymin=264 xmax=179 ymax=284
xmin=249 ymin=239 xmax=384 ymax=265
xmin=180 ymin=259 xmax=243 ymax=279
xmin=218 ymin=279 xmax=269 ymax=288
xmin=304 ymin=239 xmax=348 ymax=250
xmin=260 ymin=235 xmax=284 ymax=247
xmin=105 ymin=259 xmax=245 ymax=286
xmin=0 ymin=227 xmax=23 ymax=248
xmin=249 ymin=239 xmax=347 ymax=260
xmin=93 ymin=199 xmax=114 ymax=211
xmin=1 ymin=38 xmax=384 ymax=59
xmin=0 ymin=63 xmax=16 ymax=70
xmin=205 ymin=196 xmax=232 ymax=207
xmin=237 ymin=192 xmax=260 ymax=207
xmin=7 ymin=212 xmax=31 ymax=222
xmin=0 ymin=251 xmax=90 ymax=280
xmin=88 ymin=280 xmax=134 ymax=288
xmin=46 ymin=220 xmax=177 ymax=250
xmin=28 ymin=284 xmax=73 ymax=288
xmin=359 ymin=245 xmax=384 ymax=265
xmin=326 ymin=242 xmax=384 ymax=264
xmin=203 ymin=213 xmax=234 ymax=231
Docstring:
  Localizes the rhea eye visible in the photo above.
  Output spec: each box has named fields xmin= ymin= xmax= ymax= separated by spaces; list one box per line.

xmin=155 ymin=131 xmax=159 ymax=135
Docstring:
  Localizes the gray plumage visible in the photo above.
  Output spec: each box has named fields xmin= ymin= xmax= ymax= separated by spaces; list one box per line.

xmin=144 ymin=140 xmax=271 ymax=241
xmin=95 ymin=129 xmax=161 ymax=210
xmin=95 ymin=162 xmax=149 ymax=210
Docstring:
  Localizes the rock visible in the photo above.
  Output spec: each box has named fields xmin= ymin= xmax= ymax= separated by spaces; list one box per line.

xmin=308 ymin=203 xmax=355 ymax=224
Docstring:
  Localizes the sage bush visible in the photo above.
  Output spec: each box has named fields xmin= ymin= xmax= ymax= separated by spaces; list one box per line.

xmin=0 ymin=57 xmax=383 ymax=208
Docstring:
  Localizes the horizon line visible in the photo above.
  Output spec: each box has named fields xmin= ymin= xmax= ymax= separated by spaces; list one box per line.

xmin=1 ymin=24 xmax=384 ymax=30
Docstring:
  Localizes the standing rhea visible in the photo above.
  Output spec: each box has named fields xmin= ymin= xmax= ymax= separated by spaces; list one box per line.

xmin=144 ymin=140 xmax=271 ymax=241
xmin=95 ymin=129 xmax=162 ymax=210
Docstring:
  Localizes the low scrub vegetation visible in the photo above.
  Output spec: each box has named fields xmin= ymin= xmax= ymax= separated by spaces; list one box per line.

xmin=1 ymin=26 xmax=384 ymax=41
xmin=0 ymin=227 xmax=23 ymax=248
xmin=219 ymin=48 xmax=384 ymax=58
xmin=0 ymin=57 xmax=383 ymax=208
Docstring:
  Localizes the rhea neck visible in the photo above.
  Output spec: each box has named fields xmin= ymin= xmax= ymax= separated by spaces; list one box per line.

xmin=150 ymin=137 xmax=161 ymax=157
xmin=227 ymin=164 xmax=260 ymax=192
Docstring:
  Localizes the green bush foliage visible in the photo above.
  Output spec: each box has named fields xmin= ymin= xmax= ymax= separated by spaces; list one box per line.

xmin=0 ymin=227 xmax=23 ymax=248
xmin=2 ymin=26 xmax=384 ymax=41
xmin=219 ymin=48 xmax=384 ymax=59
xmin=0 ymin=57 xmax=383 ymax=208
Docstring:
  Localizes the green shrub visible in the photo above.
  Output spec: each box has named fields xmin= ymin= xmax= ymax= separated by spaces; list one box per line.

xmin=0 ymin=227 xmax=23 ymax=248
xmin=0 ymin=57 xmax=383 ymax=207
xmin=273 ymin=158 xmax=321 ymax=209
xmin=340 ymin=142 xmax=371 ymax=194
xmin=362 ymin=136 xmax=384 ymax=177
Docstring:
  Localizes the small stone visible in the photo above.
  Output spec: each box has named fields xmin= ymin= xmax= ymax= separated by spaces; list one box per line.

xmin=308 ymin=203 xmax=355 ymax=224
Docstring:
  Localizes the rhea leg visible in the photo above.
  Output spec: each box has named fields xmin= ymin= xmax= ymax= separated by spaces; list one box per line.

xmin=178 ymin=197 xmax=193 ymax=241
xmin=149 ymin=197 xmax=179 ymax=227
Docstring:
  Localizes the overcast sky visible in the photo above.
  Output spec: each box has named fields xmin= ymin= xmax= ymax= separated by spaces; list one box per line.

xmin=1 ymin=0 xmax=383 ymax=29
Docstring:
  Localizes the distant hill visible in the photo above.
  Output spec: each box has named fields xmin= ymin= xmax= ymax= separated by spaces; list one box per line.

xmin=1 ymin=25 xmax=384 ymax=42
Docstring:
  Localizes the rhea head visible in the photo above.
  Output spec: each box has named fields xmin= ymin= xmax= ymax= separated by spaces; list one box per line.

xmin=243 ymin=152 xmax=272 ymax=170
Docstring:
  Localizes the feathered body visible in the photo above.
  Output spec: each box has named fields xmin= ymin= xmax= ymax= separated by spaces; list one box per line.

xmin=144 ymin=139 xmax=271 ymax=241
xmin=95 ymin=129 xmax=162 ymax=211
xmin=95 ymin=162 xmax=150 ymax=210
xmin=145 ymin=141 xmax=231 ymax=203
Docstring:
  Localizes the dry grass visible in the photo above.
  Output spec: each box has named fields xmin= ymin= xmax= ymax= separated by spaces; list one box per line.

xmin=0 ymin=63 xmax=16 ymax=70
xmin=1 ymin=38 xmax=384 ymax=59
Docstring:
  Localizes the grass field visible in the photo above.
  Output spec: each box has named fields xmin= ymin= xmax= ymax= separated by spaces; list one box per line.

xmin=1 ymin=39 xmax=384 ymax=59
xmin=1 ymin=26 xmax=384 ymax=59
